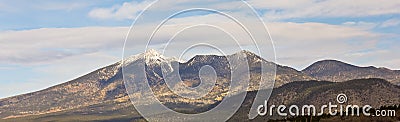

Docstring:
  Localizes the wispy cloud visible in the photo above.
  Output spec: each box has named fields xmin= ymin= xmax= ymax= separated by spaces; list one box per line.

xmin=0 ymin=15 xmax=384 ymax=69
xmin=33 ymin=1 xmax=92 ymax=11
xmin=88 ymin=1 xmax=152 ymax=20
xmin=342 ymin=21 xmax=378 ymax=30
xmin=87 ymin=0 xmax=400 ymax=21
xmin=0 ymin=27 xmax=127 ymax=65
xmin=380 ymin=18 xmax=400 ymax=28
xmin=0 ymin=1 xmax=92 ymax=12
xmin=258 ymin=0 xmax=400 ymax=20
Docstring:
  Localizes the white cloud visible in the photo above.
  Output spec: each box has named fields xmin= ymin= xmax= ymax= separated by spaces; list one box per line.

xmin=87 ymin=0 xmax=229 ymax=20
xmin=0 ymin=27 xmax=128 ymax=65
xmin=0 ymin=1 xmax=91 ymax=13
xmin=267 ymin=22 xmax=381 ymax=69
xmin=87 ymin=0 xmax=400 ymax=21
xmin=380 ymin=18 xmax=400 ymax=28
xmin=248 ymin=0 xmax=312 ymax=10
xmin=2 ymin=1 xmax=395 ymax=69
xmin=34 ymin=51 xmax=120 ymax=80
xmin=34 ymin=1 xmax=91 ymax=11
xmin=341 ymin=45 xmax=400 ymax=70
xmin=342 ymin=21 xmax=378 ymax=30
xmin=259 ymin=0 xmax=400 ymax=20
xmin=0 ymin=14 xmax=384 ymax=70
xmin=0 ymin=15 xmax=382 ymax=67
xmin=89 ymin=1 xmax=152 ymax=20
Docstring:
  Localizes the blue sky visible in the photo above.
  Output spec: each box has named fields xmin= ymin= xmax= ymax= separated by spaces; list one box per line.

xmin=0 ymin=0 xmax=399 ymax=98
xmin=0 ymin=0 xmax=132 ymax=30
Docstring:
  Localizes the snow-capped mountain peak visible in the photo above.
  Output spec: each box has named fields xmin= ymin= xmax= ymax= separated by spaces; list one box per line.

xmin=143 ymin=49 xmax=166 ymax=64
xmin=121 ymin=49 xmax=176 ymax=67
xmin=143 ymin=49 xmax=160 ymax=58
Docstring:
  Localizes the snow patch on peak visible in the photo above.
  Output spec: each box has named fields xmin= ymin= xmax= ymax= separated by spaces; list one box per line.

xmin=120 ymin=49 xmax=176 ymax=67
xmin=144 ymin=49 xmax=160 ymax=58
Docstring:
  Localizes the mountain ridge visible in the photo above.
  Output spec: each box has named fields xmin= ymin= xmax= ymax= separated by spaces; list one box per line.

xmin=0 ymin=49 xmax=312 ymax=119
xmin=1 ymin=49 xmax=399 ymax=121
xmin=2 ymin=50 xmax=399 ymax=101
xmin=4 ymin=51 xmax=399 ymax=100
xmin=303 ymin=59 xmax=400 ymax=85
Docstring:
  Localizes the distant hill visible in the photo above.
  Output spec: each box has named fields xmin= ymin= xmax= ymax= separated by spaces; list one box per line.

xmin=303 ymin=60 xmax=400 ymax=85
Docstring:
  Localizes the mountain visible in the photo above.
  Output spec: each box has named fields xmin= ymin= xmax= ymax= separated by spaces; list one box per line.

xmin=0 ymin=61 xmax=127 ymax=120
xmin=0 ymin=49 xmax=313 ymax=120
xmin=303 ymin=60 xmax=400 ymax=85
xmin=1 ymin=50 xmax=398 ymax=121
